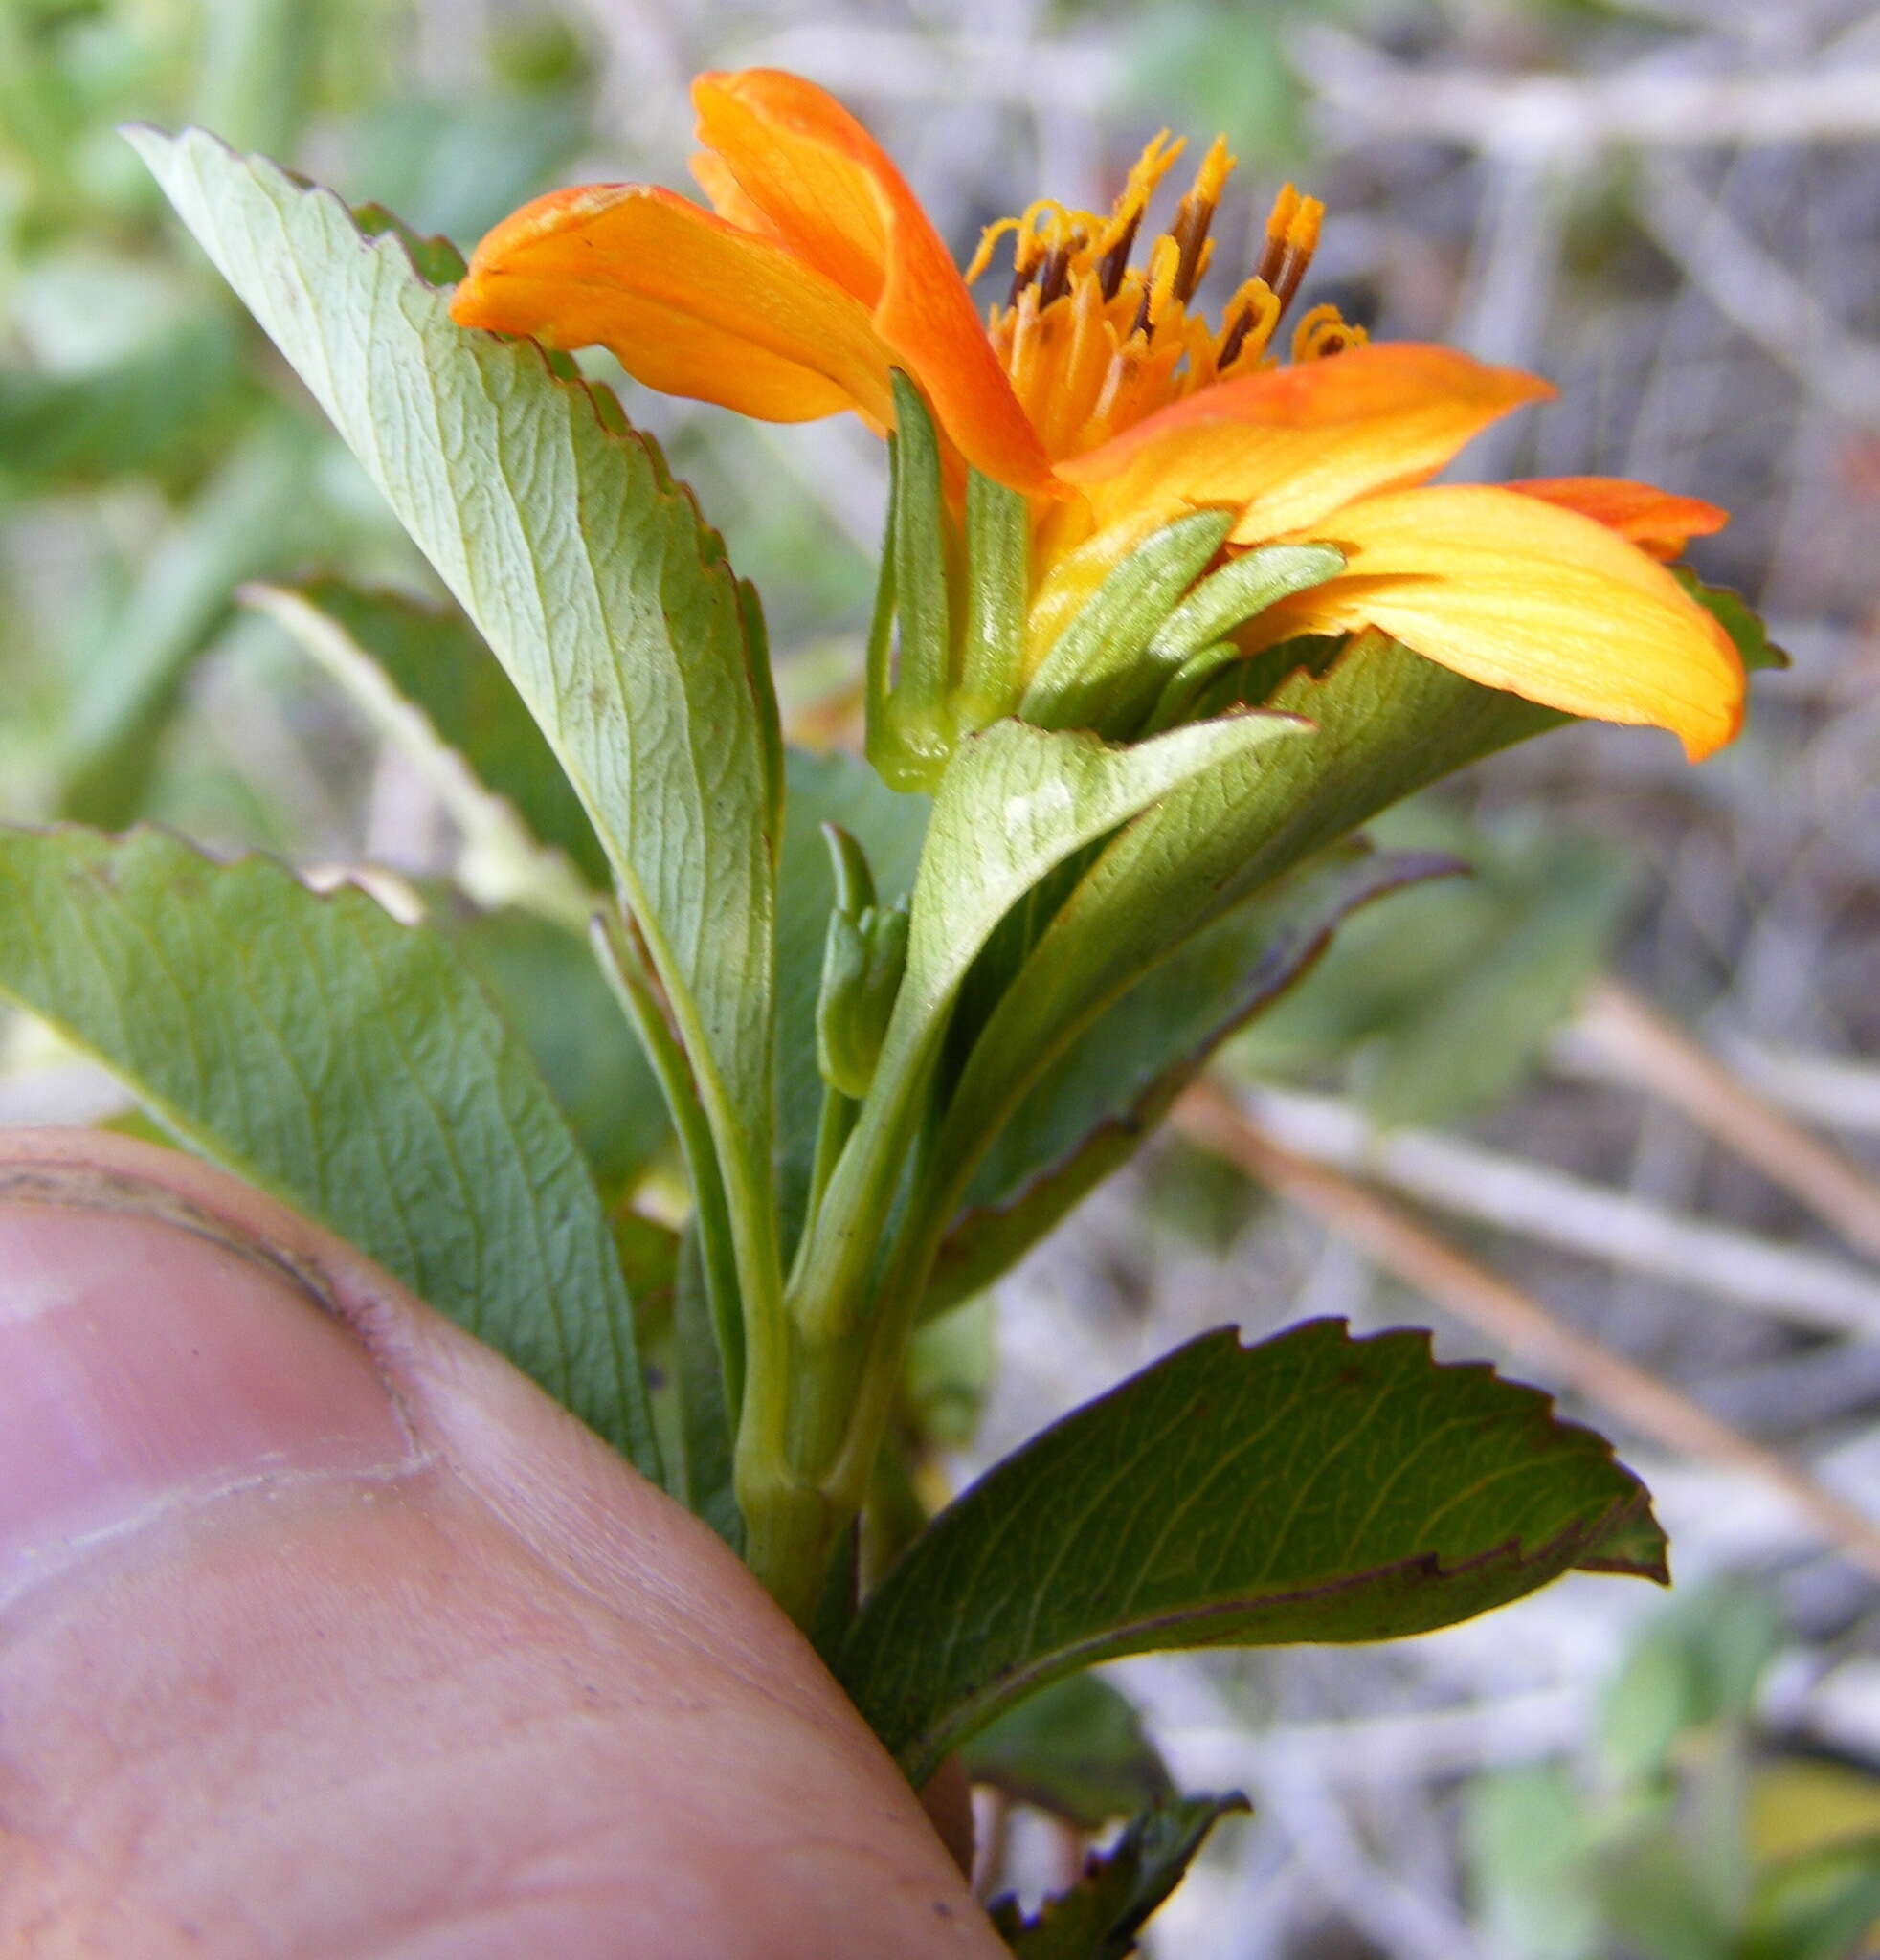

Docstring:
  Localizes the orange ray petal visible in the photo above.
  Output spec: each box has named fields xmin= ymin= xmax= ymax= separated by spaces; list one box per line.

xmin=1060 ymin=343 xmax=1554 ymax=542
xmin=450 ymin=183 xmax=895 ymax=427
xmin=692 ymin=69 xmax=1052 ymax=493
xmin=1246 ymin=484 xmax=1744 ymax=760
xmin=1508 ymin=476 xmax=1730 ymax=560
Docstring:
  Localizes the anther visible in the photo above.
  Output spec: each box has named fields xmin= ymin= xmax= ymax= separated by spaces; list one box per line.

xmin=1035 ymin=243 xmax=1073 ymax=310
xmin=1097 ymin=212 xmax=1143 ymax=301
xmin=1167 ymin=136 xmax=1235 ymax=303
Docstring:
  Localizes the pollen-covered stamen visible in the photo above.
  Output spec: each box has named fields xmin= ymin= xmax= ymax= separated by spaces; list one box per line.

xmin=973 ymin=136 xmax=1347 ymax=460
xmin=1092 ymin=131 xmax=1185 ymax=300
xmin=1166 ymin=136 xmax=1235 ymax=303
xmin=1254 ymin=184 xmax=1324 ymax=316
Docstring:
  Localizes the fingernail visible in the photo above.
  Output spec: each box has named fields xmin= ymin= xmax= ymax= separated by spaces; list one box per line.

xmin=0 ymin=1182 xmax=416 ymax=1601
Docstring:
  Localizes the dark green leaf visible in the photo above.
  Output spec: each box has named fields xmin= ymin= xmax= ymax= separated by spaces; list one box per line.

xmin=0 ymin=824 xmax=660 ymax=1480
xmin=134 ymin=131 xmax=780 ymax=1279
xmin=247 ymin=578 xmax=609 ymax=890
xmin=926 ymin=846 xmax=1457 ymax=1314
xmin=962 ymin=1674 xmax=1174 ymax=1829
xmin=351 ymin=202 xmax=469 ymax=286
xmin=989 ymin=1794 xmax=1247 ymax=1959
xmin=1745 ymin=1838 xmax=1880 ymax=1960
xmin=839 ymin=1319 xmax=1664 ymax=1782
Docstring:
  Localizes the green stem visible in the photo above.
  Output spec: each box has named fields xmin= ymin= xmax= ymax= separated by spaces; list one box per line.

xmin=592 ymin=911 xmax=746 ymax=1425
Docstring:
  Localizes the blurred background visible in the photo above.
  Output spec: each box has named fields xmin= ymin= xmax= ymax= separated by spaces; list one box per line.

xmin=4 ymin=0 xmax=1880 ymax=1951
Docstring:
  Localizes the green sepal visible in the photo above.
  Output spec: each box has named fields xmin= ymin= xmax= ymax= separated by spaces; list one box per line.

xmin=870 ymin=370 xmax=954 ymax=788
xmin=959 ymin=467 xmax=1030 ymax=725
xmin=929 ymin=635 xmax=1564 ymax=1243
xmin=1018 ymin=508 xmax=1234 ymax=737
xmin=1142 ymin=543 xmax=1347 ymax=733
xmin=989 ymin=1794 xmax=1249 ymax=1959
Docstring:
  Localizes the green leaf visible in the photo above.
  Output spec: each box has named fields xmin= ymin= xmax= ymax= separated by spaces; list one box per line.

xmin=932 ymin=635 xmax=1561 ymax=1227
xmin=988 ymin=1794 xmax=1247 ymax=1959
xmin=351 ymin=203 xmax=469 ymax=286
xmin=132 ymin=129 xmax=781 ymax=1312
xmin=1675 ymin=570 xmax=1788 ymax=673
xmin=0 ymin=313 xmax=251 ymax=490
xmin=669 ymin=1227 xmax=742 ymax=1549
xmin=0 ymin=824 xmax=660 ymax=1481
xmin=1349 ymin=832 xmax=1630 ymax=1127
xmin=961 ymin=1674 xmax=1174 ymax=1830
xmin=1464 ymin=1763 xmax=1601 ymax=1960
xmin=58 ymin=412 xmax=326 ymax=825
xmin=838 ymin=1319 xmax=1664 ymax=1783
xmin=444 ymin=901 xmax=670 ymax=1200
xmin=246 ymin=577 xmax=610 ymax=895
xmin=925 ymin=845 xmax=1456 ymax=1314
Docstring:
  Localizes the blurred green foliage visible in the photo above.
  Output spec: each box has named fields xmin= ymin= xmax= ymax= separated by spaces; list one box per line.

xmin=1466 ymin=1583 xmax=1880 ymax=1960
xmin=0 ymin=0 xmax=607 ymax=847
xmin=1228 ymin=801 xmax=1634 ymax=1128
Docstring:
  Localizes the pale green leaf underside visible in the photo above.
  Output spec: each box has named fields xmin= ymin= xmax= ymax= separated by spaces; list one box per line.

xmin=906 ymin=713 xmax=1305 ymax=1031
xmin=0 ymin=825 xmax=660 ymax=1479
xmin=839 ymin=1319 xmax=1664 ymax=1782
xmin=130 ymin=126 xmax=777 ymax=1230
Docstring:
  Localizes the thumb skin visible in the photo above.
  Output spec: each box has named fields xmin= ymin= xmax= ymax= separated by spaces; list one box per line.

xmin=0 ymin=1127 xmax=997 ymax=1960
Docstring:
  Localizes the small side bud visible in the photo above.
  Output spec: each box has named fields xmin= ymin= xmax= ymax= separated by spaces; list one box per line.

xmin=817 ymin=901 xmax=909 ymax=1100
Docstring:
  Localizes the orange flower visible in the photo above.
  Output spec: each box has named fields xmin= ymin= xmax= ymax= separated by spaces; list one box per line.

xmin=451 ymin=68 xmax=1744 ymax=759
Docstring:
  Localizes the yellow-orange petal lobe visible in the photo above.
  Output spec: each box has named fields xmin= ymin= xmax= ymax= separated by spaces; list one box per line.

xmin=1507 ymin=476 xmax=1730 ymax=560
xmin=691 ymin=68 xmax=1053 ymax=493
xmin=449 ymin=183 xmax=895 ymax=428
xmin=1060 ymin=342 xmax=1554 ymax=543
xmin=1248 ymin=484 xmax=1745 ymax=760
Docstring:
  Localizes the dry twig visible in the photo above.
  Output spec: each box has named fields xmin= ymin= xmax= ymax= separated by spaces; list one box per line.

xmin=1574 ymin=979 xmax=1880 ymax=1268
